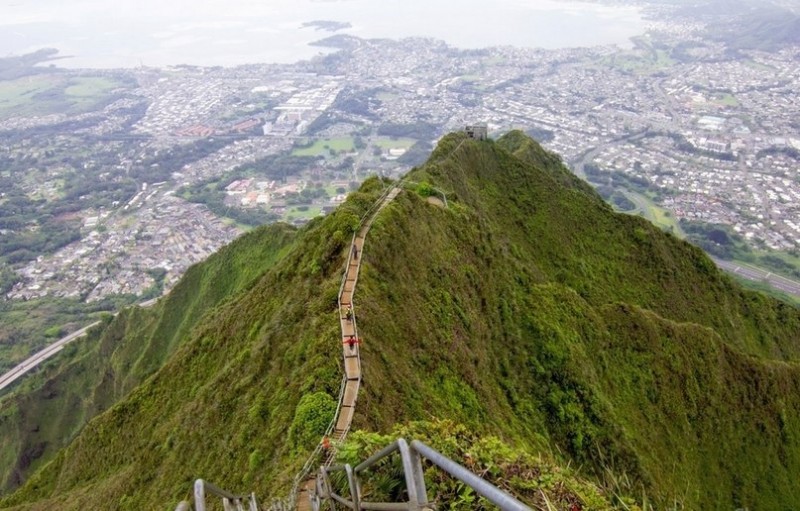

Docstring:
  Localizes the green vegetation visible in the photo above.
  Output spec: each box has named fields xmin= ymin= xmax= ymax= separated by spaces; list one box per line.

xmin=600 ymin=38 xmax=676 ymax=75
xmin=336 ymin=420 xmax=634 ymax=510
xmin=0 ymin=223 xmax=297 ymax=494
xmin=0 ymin=179 xmax=390 ymax=508
xmin=2 ymin=132 xmax=800 ymax=510
xmin=732 ymin=275 xmax=800 ymax=307
xmin=372 ymin=137 xmax=416 ymax=150
xmin=0 ymin=297 xmax=129 ymax=374
xmin=374 ymin=91 xmax=398 ymax=101
xmin=356 ymin=132 xmax=800 ymax=509
xmin=179 ymin=153 xmax=322 ymax=227
xmin=291 ymin=137 xmax=356 ymax=157
xmin=707 ymin=7 xmax=800 ymax=51
xmin=0 ymin=74 xmax=132 ymax=120
xmin=285 ymin=205 xmax=323 ymax=222
xmin=713 ymin=93 xmax=739 ymax=107
xmin=377 ymin=121 xmax=438 ymax=141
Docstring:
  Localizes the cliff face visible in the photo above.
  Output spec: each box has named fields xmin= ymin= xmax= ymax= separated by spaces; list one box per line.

xmin=2 ymin=132 xmax=799 ymax=510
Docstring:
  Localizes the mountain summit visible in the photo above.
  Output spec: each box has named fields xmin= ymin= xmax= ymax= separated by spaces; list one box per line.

xmin=2 ymin=131 xmax=800 ymax=510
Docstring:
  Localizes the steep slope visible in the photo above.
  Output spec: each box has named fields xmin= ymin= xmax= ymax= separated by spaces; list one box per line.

xmin=351 ymin=132 xmax=800 ymax=509
xmin=0 ymin=179 xmax=392 ymax=510
xmin=2 ymin=132 xmax=800 ymax=510
xmin=0 ymin=223 xmax=296 ymax=493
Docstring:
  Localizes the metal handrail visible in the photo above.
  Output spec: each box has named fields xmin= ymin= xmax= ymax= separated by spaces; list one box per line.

xmin=318 ymin=438 xmax=532 ymax=511
xmin=411 ymin=441 xmax=529 ymax=511
xmin=182 ymin=479 xmax=258 ymax=511
xmin=270 ymin=180 xmax=397 ymax=510
xmin=399 ymin=180 xmax=449 ymax=208
xmin=177 ymin=183 xmax=398 ymax=511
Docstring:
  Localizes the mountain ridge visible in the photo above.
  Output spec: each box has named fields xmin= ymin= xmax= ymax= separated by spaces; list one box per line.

xmin=1 ymin=131 xmax=799 ymax=509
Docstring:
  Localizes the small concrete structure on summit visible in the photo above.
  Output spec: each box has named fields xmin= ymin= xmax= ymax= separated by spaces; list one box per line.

xmin=464 ymin=124 xmax=488 ymax=140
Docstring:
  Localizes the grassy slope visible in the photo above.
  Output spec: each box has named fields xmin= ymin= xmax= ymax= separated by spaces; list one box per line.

xmin=352 ymin=132 xmax=800 ymax=509
xmin=0 ymin=182 xmax=390 ymax=510
xmin=2 ymin=133 xmax=800 ymax=510
xmin=0 ymin=223 xmax=296 ymax=494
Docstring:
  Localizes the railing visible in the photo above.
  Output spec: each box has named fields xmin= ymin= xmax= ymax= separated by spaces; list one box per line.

xmin=267 ymin=180 xmax=398 ymax=510
xmin=398 ymin=180 xmax=448 ymax=209
xmin=313 ymin=438 xmax=532 ymax=511
xmin=175 ymin=479 xmax=258 ymax=511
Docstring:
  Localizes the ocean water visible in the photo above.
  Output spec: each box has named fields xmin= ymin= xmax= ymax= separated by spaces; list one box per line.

xmin=1 ymin=0 xmax=646 ymax=68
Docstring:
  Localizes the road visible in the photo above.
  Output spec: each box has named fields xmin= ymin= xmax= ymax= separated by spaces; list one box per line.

xmin=0 ymin=297 xmax=161 ymax=394
xmin=713 ymin=258 xmax=800 ymax=299
xmin=0 ymin=321 xmax=101 ymax=393
xmin=570 ymin=129 xmax=649 ymax=180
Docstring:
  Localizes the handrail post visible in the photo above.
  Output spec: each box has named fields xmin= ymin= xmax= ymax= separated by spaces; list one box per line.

xmin=411 ymin=440 xmax=531 ymax=511
xmin=195 ymin=479 xmax=207 ymax=511
xmin=320 ymin=468 xmax=336 ymax=511
xmin=407 ymin=444 xmax=429 ymax=508
xmin=345 ymin=463 xmax=360 ymax=511
xmin=397 ymin=439 xmax=422 ymax=509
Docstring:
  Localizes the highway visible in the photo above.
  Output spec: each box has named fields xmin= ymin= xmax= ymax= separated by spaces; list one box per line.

xmin=714 ymin=258 xmax=800 ymax=299
xmin=0 ymin=296 xmax=161 ymax=394
xmin=0 ymin=321 xmax=101 ymax=393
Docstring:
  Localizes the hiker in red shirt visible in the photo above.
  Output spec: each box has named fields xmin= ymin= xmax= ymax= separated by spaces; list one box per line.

xmin=344 ymin=335 xmax=359 ymax=351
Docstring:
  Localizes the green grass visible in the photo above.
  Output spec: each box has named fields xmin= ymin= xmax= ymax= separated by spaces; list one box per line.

xmin=742 ymin=59 xmax=777 ymax=72
xmin=284 ymin=205 xmax=322 ymax=221
xmin=291 ymin=137 xmax=355 ymax=157
xmin=0 ymin=74 xmax=129 ymax=119
xmin=648 ymin=203 xmax=683 ymax=234
xmin=458 ymin=75 xmax=481 ymax=83
xmin=63 ymin=77 xmax=121 ymax=98
xmin=731 ymin=273 xmax=800 ymax=306
xmin=600 ymin=42 xmax=676 ymax=75
xmin=713 ymin=93 xmax=739 ymax=107
xmin=372 ymin=137 xmax=416 ymax=150
xmin=0 ymin=75 xmax=58 ymax=110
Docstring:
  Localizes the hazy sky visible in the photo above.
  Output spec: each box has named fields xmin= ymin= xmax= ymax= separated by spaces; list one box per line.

xmin=1 ymin=0 xmax=647 ymax=67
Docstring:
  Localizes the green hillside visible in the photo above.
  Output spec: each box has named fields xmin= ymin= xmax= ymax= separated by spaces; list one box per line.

xmin=2 ymin=132 xmax=800 ymax=510
xmin=0 ymin=223 xmax=296 ymax=493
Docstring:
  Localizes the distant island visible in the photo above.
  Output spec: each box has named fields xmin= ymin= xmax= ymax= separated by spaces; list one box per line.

xmin=301 ymin=20 xmax=352 ymax=32
xmin=309 ymin=34 xmax=362 ymax=50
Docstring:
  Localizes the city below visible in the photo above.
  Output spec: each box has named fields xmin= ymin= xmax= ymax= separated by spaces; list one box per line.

xmin=1 ymin=1 xmax=799 ymax=311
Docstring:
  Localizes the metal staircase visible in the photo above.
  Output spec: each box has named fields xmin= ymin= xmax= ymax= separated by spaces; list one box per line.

xmin=175 ymin=168 xmax=530 ymax=510
xmin=310 ymin=438 xmax=531 ymax=511
xmin=175 ymin=184 xmax=397 ymax=511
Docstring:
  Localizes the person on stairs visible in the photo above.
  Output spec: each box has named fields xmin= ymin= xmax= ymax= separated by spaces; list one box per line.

xmin=345 ymin=304 xmax=353 ymax=322
xmin=353 ymin=244 xmax=359 ymax=259
xmin=344 ymin=335 xmax=359 ymax=351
